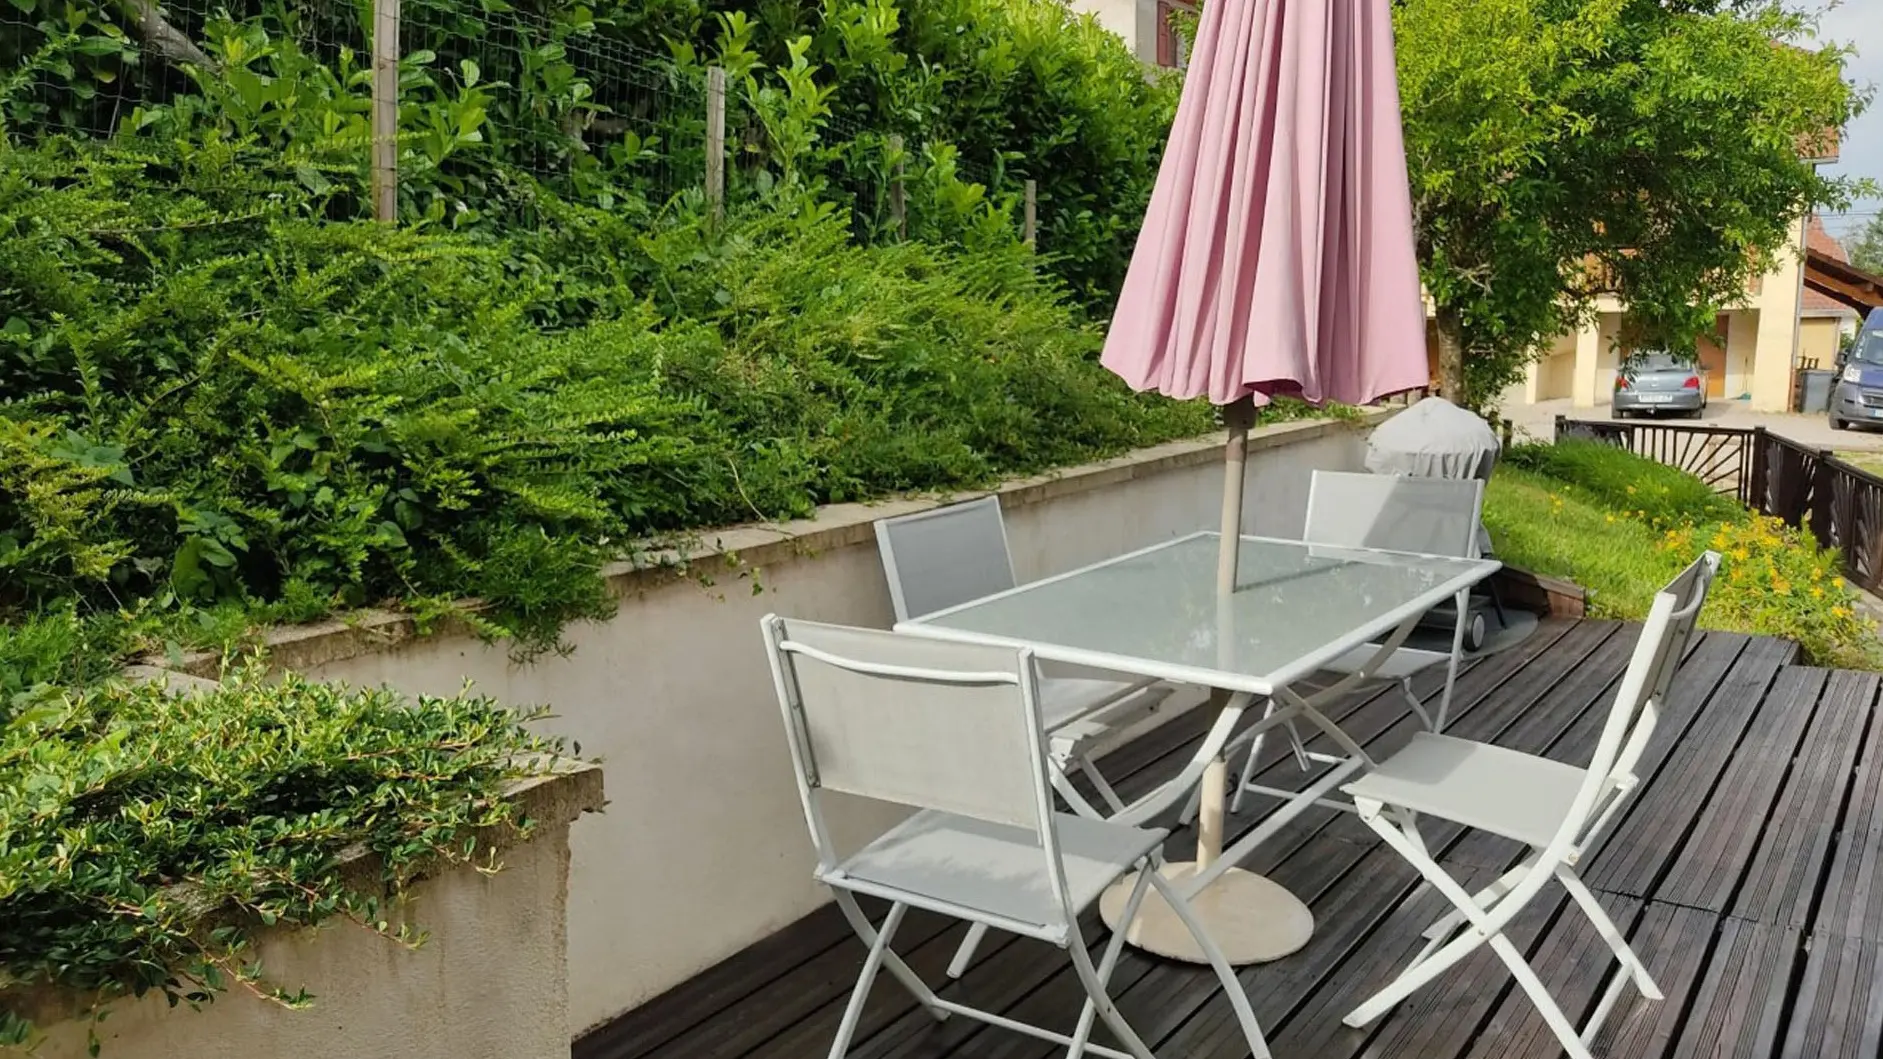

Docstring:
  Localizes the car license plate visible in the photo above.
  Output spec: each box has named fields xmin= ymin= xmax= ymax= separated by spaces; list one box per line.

xmin=1869 ymin=409 xmax=1883 ymax=420
xmin=1640 ymin=394 xmax=1673 ymax=404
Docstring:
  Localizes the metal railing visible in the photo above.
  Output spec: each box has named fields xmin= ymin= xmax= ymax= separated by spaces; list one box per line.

xmin=1552 ymin=416 xmax=1757 ymax=503
xmin=1554 ymin=416 xmax=1883 ymax=596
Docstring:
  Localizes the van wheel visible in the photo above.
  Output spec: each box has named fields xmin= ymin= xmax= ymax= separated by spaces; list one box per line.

xmin=1833 ymin=416 xmax=1850 ymax=431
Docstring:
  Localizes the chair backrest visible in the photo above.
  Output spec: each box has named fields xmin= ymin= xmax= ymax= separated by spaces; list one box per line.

xmin=874 ymin=497 xmax=1018 ymax=621
xmin=762 ymin=614 xmax=1055 ymax=845
xmin=1557 ymin=550 xmax=1720 ymax=852
xmin=1304 ymin=472 xmax=1485 ymax=559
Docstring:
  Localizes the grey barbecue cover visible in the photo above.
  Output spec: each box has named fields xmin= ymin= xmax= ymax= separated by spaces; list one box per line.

xmin=1364 ymin=397 xmax=1501 ymax=482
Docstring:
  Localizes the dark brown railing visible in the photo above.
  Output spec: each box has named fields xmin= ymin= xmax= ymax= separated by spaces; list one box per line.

xmin=1553 ymin=416 xmax=1883 ymax=596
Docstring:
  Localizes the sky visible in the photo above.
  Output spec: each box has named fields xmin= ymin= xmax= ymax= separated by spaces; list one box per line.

xmin=1815 ymin=2 xmax=1883 ymax=241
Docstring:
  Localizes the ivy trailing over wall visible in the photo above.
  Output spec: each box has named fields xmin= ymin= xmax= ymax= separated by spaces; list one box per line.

xmin=0 ymin=665 xmax=566 ymax=1049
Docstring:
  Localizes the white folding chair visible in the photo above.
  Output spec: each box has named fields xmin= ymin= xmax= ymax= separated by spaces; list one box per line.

xmin=876 ymin=498 xmax=1179 ymax=976
xmin=760 ymin=616 xmax=1271 ymax=1059
xmin=1338 ymin=552 xmax=1719 ymax=1059
xmin=1199 ymin=472 xmax=1486 ymax=821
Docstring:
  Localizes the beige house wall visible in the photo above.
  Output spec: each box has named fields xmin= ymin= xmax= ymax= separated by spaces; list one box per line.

xmin=1066 ymin=0 xmax=1160 ymax=62
xmin=1800 ymin=315 xmax=1847 ymax=368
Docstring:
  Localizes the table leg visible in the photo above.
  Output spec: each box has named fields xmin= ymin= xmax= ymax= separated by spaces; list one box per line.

xmin=1196 ymin=754 xmax=1227 ymax=869
xmin=1098 ymin=709 xmax=1314 ymax=966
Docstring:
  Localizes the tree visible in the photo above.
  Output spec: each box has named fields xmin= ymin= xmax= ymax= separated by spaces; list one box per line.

xmin=1395 ymin=0 xmax=1866 ymax=407
xmin=1848 ymin=214 xmax=1883 ymax=276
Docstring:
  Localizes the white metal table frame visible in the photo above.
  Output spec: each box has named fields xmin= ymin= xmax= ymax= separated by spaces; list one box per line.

xmin=894 ymin=531 xmax=1501 ymax=961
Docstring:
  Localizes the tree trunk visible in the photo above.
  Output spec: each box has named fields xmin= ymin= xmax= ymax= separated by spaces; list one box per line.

xmin=118 ymin=0 xmax=216 ymax=72
xmin=1434 ymin=306 xmax=1467 ymax=406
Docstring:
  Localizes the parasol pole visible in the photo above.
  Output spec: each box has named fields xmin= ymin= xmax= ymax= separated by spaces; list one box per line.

xmin=1197 ymin=394 xmax=1259 ymax=871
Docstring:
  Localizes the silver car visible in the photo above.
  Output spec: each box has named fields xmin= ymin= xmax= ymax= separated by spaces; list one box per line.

xmin=1829 ymin=325 xmax=1883 ymax=431
xmin=1613 ymin=351 xmax=1707 ymax=419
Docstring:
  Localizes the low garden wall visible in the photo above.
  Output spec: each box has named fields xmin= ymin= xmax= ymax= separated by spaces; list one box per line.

xmin=5 ymin=750 xmax=603 ymax=1059
xmin=198 ymin=412 xmax=1388 ymax=1034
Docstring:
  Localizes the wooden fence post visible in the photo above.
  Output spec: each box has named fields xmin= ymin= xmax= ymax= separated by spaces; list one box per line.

xmin=704 ymin=66 xmax=726 ymax=226
xmin=1023 ymin=179 xmax=1037 ymax=246
xmin=887 ymin=134 xmax=906 ymax=240
xmin=370 ymin=0 xmax=400 ymax=223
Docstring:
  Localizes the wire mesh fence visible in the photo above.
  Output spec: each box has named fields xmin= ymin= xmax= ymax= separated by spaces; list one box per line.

xmin=2 ymin=0 xmax=1040 ymax=242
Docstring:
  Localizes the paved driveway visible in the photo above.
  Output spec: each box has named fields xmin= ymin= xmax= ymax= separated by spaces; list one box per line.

xmin=1500 ymin=397 xmax=1883 ymax=453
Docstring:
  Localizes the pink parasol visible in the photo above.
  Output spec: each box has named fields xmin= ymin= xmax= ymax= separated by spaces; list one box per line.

xmin=1095 ymin=0 xmax=1429 ymax=966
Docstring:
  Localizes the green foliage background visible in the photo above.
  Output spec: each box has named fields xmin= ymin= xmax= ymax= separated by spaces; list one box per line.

xmin=0 ymin=135 xmax=1229 ymax=678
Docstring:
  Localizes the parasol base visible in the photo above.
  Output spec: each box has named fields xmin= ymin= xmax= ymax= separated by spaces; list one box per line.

xmin=1098 ymin=863 xmax=1313 ymax=965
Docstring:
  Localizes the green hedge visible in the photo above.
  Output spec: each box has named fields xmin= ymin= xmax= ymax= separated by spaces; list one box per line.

xmin=0 ymin=138 xmax=1236 ymax=679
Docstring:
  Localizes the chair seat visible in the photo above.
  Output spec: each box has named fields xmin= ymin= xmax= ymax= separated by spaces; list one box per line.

xmin=1343 ymin=733 xmax=1588 ymax=848
xmin=1320 ymin=645 xmax=1450 ymax=681
xmin=825 ymin=810 xmax=1169 ymax=930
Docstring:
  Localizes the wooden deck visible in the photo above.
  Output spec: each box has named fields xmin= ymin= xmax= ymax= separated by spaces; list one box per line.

xmin=577 ymin=619 xmax=1883 ymax=1059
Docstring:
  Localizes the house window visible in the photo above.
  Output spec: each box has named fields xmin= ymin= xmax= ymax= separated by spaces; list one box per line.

xmin=1155 ymin=0 xmax=1195 ymax=69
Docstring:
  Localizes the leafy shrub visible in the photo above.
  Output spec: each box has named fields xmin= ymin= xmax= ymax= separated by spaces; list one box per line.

xmin=0 ymin=666 xmax=562 ymax=1046
xmin=0 ymin=137 xmax=1218 ymax=672
xmin=1668 ymin=517 xmax=1876 ymax=670
xmin=1503 ymin=439 xmax=1744 ymax=530
xmin=2 ymin=0 xmax=1176 ymax=314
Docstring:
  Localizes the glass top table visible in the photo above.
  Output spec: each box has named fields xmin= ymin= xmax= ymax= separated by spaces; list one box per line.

xmin=896 ymin=530 xmax=1503 ymax=969
xmin=896 ymin=531 xmax=1500 ymax=695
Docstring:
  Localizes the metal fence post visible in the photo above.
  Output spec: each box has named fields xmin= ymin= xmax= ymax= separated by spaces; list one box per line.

xmin=704 ymin=66 xmax=726 ymax=226
xmin=370 ymin=0 xmax=401 ymax=223
xmin=887 ymin=135 xmax=906 ymax=240
xmin=1023 ymin=179 xmax=1037 ymax=246
xmin=1814 ymin=448 xmax=1838 ymax=551
xmin=1747 ymin=426 xmax=1768 ymax=512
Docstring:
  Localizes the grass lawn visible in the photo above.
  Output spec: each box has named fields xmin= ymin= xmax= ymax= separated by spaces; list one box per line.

xmin=1837 ymin=450 xmax=1883 ymax=477
xmin=1485 ymin=466 xmax=1690 ymax=620
xmin=1487 ymin=443 xmax=1880 ymax=669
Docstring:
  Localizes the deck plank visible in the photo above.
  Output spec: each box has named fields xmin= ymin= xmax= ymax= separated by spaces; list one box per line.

xmin=1813 ymin=671 xmax=1883 ymax=944
xmin=1582 ymin=635 xmax=1793 ymax=899
xmin=572 ymin=900 xmax=856 ymax=1059
xmin=1780 ymin=934 xmax=1883 ymax=1059
xmin=1668 ymin=918 xmax=1801 ymax=1059
xmin=1656 ymin=666 xmax=1828 ymax=913
xmin=1731 ymin=667 xmax=1877 ymax=929
xmin=1583 ymin=903 xmax=1719 ymax=1059
xmin=1458 ymin=895 xmax=1645 ymax=1059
